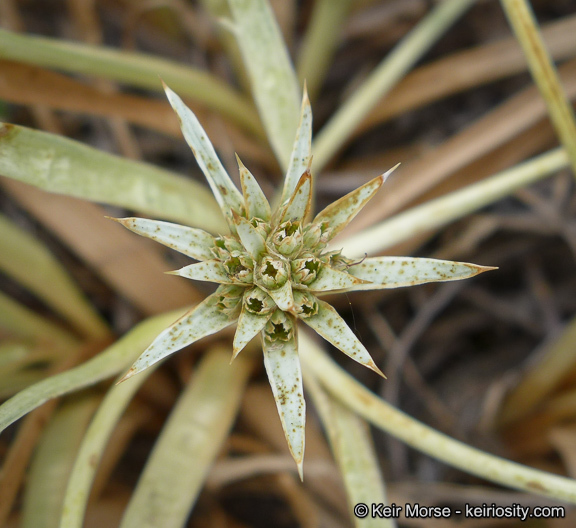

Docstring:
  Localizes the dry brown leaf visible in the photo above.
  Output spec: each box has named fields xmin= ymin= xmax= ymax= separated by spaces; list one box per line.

xmin=0 ymin=60 xmax=274 ymax=168
xmin=0 ymin=340 xmax=106 ymax=526
xmin=348 ymin=58 xmax=576 ymax=235
xmin=240 ymin=384 xmax=348 ymax=517
xmin=356 ymin=13 xmax=576 ymax=135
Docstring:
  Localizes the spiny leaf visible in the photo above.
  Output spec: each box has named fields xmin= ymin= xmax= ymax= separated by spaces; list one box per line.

xmin=237 ymin=154 xmax=271 ymax=221
xmin=306 ymin=265 xmax=368 ymax=292
xmin=119 ymin=290 xmax=237 ymax=382
xmin=281 ymin=170 xmax=313 ymax=223
xmin=232 ymin=308 xmax=271 ymax=360
xmin=313 ymin=164 xmax=398 ymax=240
xmin=169 ymin=260 xmax=233 ymax=284
xmin=262 ymin=327 xmax=305 ymax=478
xmin=110 ymin=217 xmax=215 ymax=261
xmin=281 ymin=86 xmax=312 ymax=203
xmin=163 ymin=83 xmax=244 ymax=225
xmin=233 ymin=213 xmax=266 ymax=259
xmin=347 ymin=256 xmax=496 ymax=290
xmin=265 ymin=281 xmax=295 ymax=312
xmin=300 ymin=299 xmax=385 ymax=378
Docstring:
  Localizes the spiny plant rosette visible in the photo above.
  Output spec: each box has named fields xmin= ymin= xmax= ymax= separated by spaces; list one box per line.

xmin=113 ymin=84 xmax=494 ymax=477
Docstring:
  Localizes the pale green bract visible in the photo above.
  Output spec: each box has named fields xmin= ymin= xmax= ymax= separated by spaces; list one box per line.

xmin=114 ymin=84 xmax=494 ymax=478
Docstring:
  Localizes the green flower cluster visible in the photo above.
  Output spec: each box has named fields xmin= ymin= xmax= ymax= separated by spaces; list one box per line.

xmin=114 ymin=84 xmax=493 ymax=477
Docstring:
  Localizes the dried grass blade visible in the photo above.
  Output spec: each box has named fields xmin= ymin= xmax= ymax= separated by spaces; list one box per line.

xmin=500 ymin=0 xmax=576 ymax=176
xmin=340 ymin=147 xmax=569 ymax=258
xmin=119 ymin=347 xmax=252 ymax=528
xmin=299 ymin=332 xmax=576 ymax=504
xmin=0 ymin=372 xmax=47 ymax=400
xmin=296 ymin=0 xmax=353 ymax=102
xmin=350 ymin=59 xmax=576 ymax=233
xmin=305 ymin=374 xmax=394 ymax=528
xmin=312 ymin=0 xmax=476 ymax=172
xmin=2 ymin=182 xmax=202 ymax=314
xmin=60 ymin=368 xmax=156 ymax=528
xmin=0 ymin=28 xmax=261 ymax=137
xmin=0 ymin=60 xmax=270 ymax=165
xmin=499 ymin=314 xmax=576 ymax=426
xmin=0 ymin=307 xmax=186 ymax=433
xmin=0 ymin=290 xmax=77 ymax=349
xmin=356 ymin=13 xmax=576 ymax=135
xmin=0 ymin=346 xmax=91 ymax=526
xmin=0 ymin=341 xmax=33 ymax=371
xmin=0 ymin=213 xmax=110 ymax=339
xmin=22 ymin=394 xmax=101 ymax=528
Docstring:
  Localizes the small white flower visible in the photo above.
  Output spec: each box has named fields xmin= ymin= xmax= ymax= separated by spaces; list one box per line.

xmin=113 ymin=84 xmax=495 ymax=478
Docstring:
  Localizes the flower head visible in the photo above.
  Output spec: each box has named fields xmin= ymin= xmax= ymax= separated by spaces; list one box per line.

xmin=113 ymin=84 xmax=495 ymax=478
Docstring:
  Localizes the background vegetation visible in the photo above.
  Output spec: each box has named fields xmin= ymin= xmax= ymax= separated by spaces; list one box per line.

xmin=1 ymin=0 xmax=576 ymax=526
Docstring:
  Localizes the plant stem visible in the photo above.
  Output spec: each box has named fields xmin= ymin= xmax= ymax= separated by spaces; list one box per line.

xmin=312 ymin=0 xmax=476 ymax=173
xmin=500 ymin=0 xmax=576 ymax=177
xmin=119 ymin=347 xmax=252 ymax=528
xmin=300 ymin=331 xmax=576 ymax=504
xmin=306 ymin=373 xmax=395 ymax=528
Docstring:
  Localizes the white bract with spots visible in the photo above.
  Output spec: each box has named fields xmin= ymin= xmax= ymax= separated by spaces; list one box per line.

xmin=114 ymin=84 xmax=494 ymax=477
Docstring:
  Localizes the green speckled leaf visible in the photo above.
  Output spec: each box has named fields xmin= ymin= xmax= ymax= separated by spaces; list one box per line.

xmin=347 ymin=257 xmax=496 ymax=290
xmin=301 ymin=299 xmax=384 ymax=377
xmin=163 ymin=84 xmax=244 ymax=224
xmin=111 ymin=217 xmax=215 ymax=261
xmin=281 ymin=88 xmax=312 ymax=204
xmin=262 ymin=326 xmax=305 ymax=478
xmin=232 ymin=308 xmax=271 ymax=359
xmin=234 ymin=214 xmax=266 ymax=259
xmin=306 ymin=265 xmax=367 ymax=292
xmin=237 ymin=155 xmax=271 ymax=221
xmin=281 ymin=171 xmax=312 ymax=223
xmin=265 ymin=281 xmax=294 ymax=312
xmin=313 ymin=165 xmax=397 ymax=240
xmin=120 ymin=290 xmax=237 ymax=381
xmin=170 ymin=260 xmax=233 ymax=284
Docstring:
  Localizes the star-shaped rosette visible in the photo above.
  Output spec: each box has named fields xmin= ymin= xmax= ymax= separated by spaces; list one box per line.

xmin=113 ymin=84 xmax=495 ymax=478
